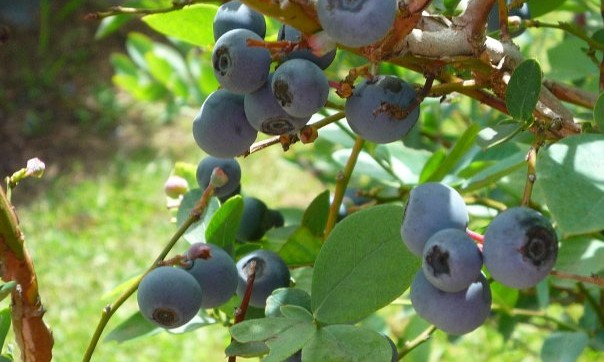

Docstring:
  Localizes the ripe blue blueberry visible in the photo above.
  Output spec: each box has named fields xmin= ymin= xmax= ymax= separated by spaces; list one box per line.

xmin=345 ymin=75 xmax=419 ymax=144
xmin=422 ymin=228 xmax=483 ymax=293
xmin=213 ymin=0 xmax=266 ymax=41
xmin=483 ymin=207 xmax=558 ymax=289
xmin=236 ymin=249 xmax=290 ymax=308
xmin=244 ymin=74 xmax=311 ymax=135
xmin=212 ymin=28 xmax=271 ymax=94
xmin=184 ymin=243 xmax=238 ymax=309
xmin=410 ymin=271 xmax=491 ymax=335
xmin=316 ymin=0 xmax=397 ymax=47
xmin=192 ymin=89 xmax=257 ymax=158
xmin=137 ymin=266 xmax=202 ymax=329
xmin=401 ymin=182 xmax=469 ymax=256
xmin=268 ymin=209 xmax=285 ymax=228
xmin=278 ymin=24 xmax=336 ymax=70
xmin=237 ymin=197 xmax=271 ymax=242
xmin=196 ymin=156 xmax=241 ymax=199
xmin=271 ymin=58 xmax=329 ymax=118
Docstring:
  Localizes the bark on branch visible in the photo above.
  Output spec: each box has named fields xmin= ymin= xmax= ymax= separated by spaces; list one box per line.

xmin=0 ymin=187 xmax=53 ymax=362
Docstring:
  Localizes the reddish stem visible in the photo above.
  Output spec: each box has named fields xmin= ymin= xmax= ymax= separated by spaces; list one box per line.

xmin=466 ymin=228 xmax=484 ymax=244
xmin=228 ymin=260 xmax=257 ymax=362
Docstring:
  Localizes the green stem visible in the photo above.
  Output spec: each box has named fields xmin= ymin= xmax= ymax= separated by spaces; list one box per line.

xmin=323 ymin=136 xmax=364 ymax=238
xmin=524 ymin=20 xmax=604 ymax=52
xmin=85 ymin=0 xmax=207 ymax=20
xmin=82 ymin=185 xmax=216 ymax=362
xmin=397 ymin=325 xmax=436 ymax=360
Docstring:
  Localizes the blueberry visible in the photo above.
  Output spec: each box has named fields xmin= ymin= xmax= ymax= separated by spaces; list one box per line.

xmin=218 ymin=184 xmax=242 ymax=204
xmin=212 ymin=28 xmax=271 ymax=94
xmin=401 ymin=183 xmax=469 ymax=256
xmin=237 ymin=197 xmax=271 ymax=242
xmin=137 ymin=266 xmax=202 ymax=329
xmin=213 ymin=0 xmax=266 ymax=41
xmin=278 ymin=24 xmax=336 ymax=70
xmin=196 ymin=156 xmax=241 ymax=199
xmin=410 ymin=271 xmax=491 ymax=335
xmin=192 ymin=89 xmax=257 ymax=158
xmin=244 ymin=74 xmax=311 ymax=135
xmin=487 ymin=0 xmax=530 ymax=37
xmin=271 ymin=58 xmax=329 ymax=118
xmin=236 ymin=249 xmax=290 ymax=308
xmin=316 ymin=0 xmax=397 ymax=47
xmin=268 ymin=209 xmax=285 ymax=228
xmin=421 ymin=228 xmax=483 ymax=293
xmin=183 ymin=243 xmax=238 ymax=309
xmin=483 ymin=207 xmax=558 ymax=289
xmin=264 ymin=287 xmax=312 ymax=318
xmin=345 ymin=75 xmax=419 ymax=144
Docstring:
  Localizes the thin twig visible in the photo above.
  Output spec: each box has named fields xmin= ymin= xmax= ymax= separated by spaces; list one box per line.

xmin=229 ymin=260 xmax=257 ymax=362
xmin=521 ymin=139 xmax=541 ymax=207
xmin=550 ymin=270 xmax=604 ymax=288
xmin=324 ymin=136 xmax=365 ymax=238
xmin=397 ymin=325 xmax=436 ymax=360
xmin=84 ymin=0 xmax=203 ymax=20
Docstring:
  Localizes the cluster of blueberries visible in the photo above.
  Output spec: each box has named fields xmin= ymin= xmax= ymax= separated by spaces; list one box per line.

xmin=192 ymin=0 xmax=422 ymax=161
xmin=139 ymin=153 xmax=294 ymax=330
xmin=401 ymin=182 xmax=558 ymax=335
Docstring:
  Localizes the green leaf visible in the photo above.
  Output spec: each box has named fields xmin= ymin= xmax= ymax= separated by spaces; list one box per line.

xmin=490 ymin=282 xmax=519 ymax=312
xmin=142 ymin=4 xmax=218 ymax=47
xmin=125 ymin=32 xmax=154 ymax=70
xmin=527 ymin=0 xmax=565 ymax=17
xmin=265 ymin=288 xmax=312 ymax=318
xmin=536 ymin=134 xmax=604 ymax=237
xmin=332 ymin=149 xmax=397 ymax=184
xmin=383 ymin=143 xmax=432 ymax=185
xmin=95 ymin=15 xmax=135 ymax=39
xmin=176 ymin=188 xmax=220 ymax=244
xmin=205 ymin=196 xmax=244 ymax=255
xmin=225 ymin=340 xmax=269 ymax=358
xmin=419 ymin=148 xmax=446 ymax=184
xmin=0 ymin=309 xmax=11 ymax=351
xmin=547 ymin=37 xmax=598 ymax=82
xmin=555 ymin=236 xmax=604 ymax=276
xmin=301 ymin=191 xmax=330 ymax=236
xmin=278 ymin=226 xmax=322 ymax=267
xmin=173 ymin=161 xmax=197 ymax=189
xmin=425 ymin=123 xmax=480 ymax=182
xmin=506 ymin=59 xmax=542 ymax=123
xmin=476 ymin=122 xmax=524 ymax=149
xmin=279 ymin=305 xmax=313 ymax=322
xmin=104 ymin=311 xmax=161 ymax=343
xmin=541 ymin=331 xmax=589 ymax=362
xmin=0 ymin=282 xmax=15 ymax=302
xmin=461 ymin=150 xmax=526 ymax=192
xmin=311 ymin=204 xmax=420 ymax=324
xmin=595 ymin=92 xmax=604 ymax=130
xmin=230 ymin=317 xmax=300 ymax=343
xmin=264 ymin=322 xmax=315 ymax=362
xmin=303 ymin=325 xmax=392 ymax=362
xmin=110 ymin=53 xmax=139 ymax=77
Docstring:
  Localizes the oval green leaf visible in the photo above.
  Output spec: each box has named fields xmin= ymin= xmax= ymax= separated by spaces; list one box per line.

xmin=142 ymin=4 xmax=218 ymax=47
xmin=311 ymin=204 xmax=420 ymax=324
xmin=536 ymin=134 xmax=604 ymax=237
xmin=303 ymin=325 xmax=392 ymax=362
xmin=205 ymin=196 xmax=243 ymax=255
xmin=506 ymin=59 xmax=542 ymax=122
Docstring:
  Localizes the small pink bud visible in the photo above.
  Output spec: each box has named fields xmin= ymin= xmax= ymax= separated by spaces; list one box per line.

xmin=164 ymin=175 xmax=189 ymax=198
xmin=306 ymin=31 xmax=337 ymax=57
xmin=26 ymin=158 xmax=45 ymax=178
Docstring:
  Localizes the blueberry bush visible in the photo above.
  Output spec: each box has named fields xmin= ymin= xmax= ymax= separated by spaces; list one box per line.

xmin=1 ymin=0 xmax=604 ymax=361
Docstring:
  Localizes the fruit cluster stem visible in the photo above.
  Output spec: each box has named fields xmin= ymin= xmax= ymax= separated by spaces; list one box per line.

xmin=324 ymin=136 xmax=365 ymax=238
xmin=229 ymin=260 xmax=257 ymax=362
xmin=82 ymin=182 xmax=219 ymax=362
xmin=397 ymin=325 xmax=436 ymax=360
